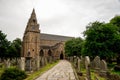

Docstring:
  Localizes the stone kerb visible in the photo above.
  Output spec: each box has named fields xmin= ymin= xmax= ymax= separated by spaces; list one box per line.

xmin=85 ymin=56 xmax=91 ymax=80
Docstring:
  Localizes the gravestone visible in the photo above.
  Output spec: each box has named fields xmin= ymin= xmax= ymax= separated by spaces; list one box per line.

xmin=31 ymin=58 xmax=37 ymax=71
xmin=47 ymin=57 xmax=50 ymax=63
xmin=90 ymin=61 xmax=95 ymax=69
xmin=81 ymin=56 xmax=85 ymax=68
xmin=18 ymin=57 xmax=25 ymax=71
xmin=10 ymin=59 xmax=16 ymax=66
xmin=44 ymin=57 xmax=47 ymax=65
xmin=0 ymin=58 xmax=1 ymax=63
xmin=85 ymin=56 xmax=91 ymax=80
xmin=49 ymin=56 xmax=52 ymax=63
xmin=100 ymin=60 xmax=107 ymax=77
xmin=94 ymin=56 xmax=100 ymax=73
xmin=4 ymin=59 xmax=10 ymax=68
xmin=36 ymin=56 xmax=40 ymax=70
xmin=77 ymin=57 xmax=81 ymax=72
xmin=74 ymin=56 xmax=77 ymax=68
xmin=40 ymin=57 xmax=45 ymax=67
xmin=25 ymin=57 xmax=32 ymax=71
xmin=70 ymin=57 xmax=73 ymax=62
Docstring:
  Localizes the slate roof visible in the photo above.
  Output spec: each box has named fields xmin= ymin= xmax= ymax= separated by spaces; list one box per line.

xmin=40 ymin=33 xmax=74 ymax=41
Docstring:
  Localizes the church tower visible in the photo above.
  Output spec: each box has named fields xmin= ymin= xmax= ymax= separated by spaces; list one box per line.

xmin=22 ymin=9 xmax=40 ymax=58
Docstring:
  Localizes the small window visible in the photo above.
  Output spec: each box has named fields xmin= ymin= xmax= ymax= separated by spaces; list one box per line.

xmin=33 ymin=19 xmax=36 ymax=23
xmin=27 ymin=52 xmax=30 ymax=56
xmin=32 ymin=49 xmax=34 ymax=51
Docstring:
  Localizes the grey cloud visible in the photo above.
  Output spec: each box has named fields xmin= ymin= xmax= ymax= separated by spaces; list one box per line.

xmin=0 ymin=0 xmax=120 ymax=40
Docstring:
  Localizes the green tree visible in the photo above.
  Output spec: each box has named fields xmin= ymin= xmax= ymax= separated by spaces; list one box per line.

xmin=65 ymin=38 xmax=83 ymax=56
xmin=0 ymin=30 xmax=22 ymax=59
xmin=7 ymin=38 xmax=22 ymax=59
xmin=0 ymin=30 xmax=10 ymax=59
xmin=82 ymin=21 xmax=119 ymax=60
xmin=110 ymin=15 xmax=120 ymax=64
xmin=11 ymin=38 xmax=22 ymax=58
xmin=110 ymin=15 xmax=120 ymax=31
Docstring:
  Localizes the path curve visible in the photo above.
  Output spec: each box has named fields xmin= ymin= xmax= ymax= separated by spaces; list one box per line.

xmin=35 ymin=60 xmax=76 ymax=80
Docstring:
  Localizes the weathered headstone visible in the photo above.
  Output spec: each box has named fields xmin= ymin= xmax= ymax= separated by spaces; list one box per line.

xmin=47 ymin=57 xmax=50 ymax=63
xmin=81 ymin=56 xmax=85 ymax=68
xmin=31 ymin=58 xmax=36 ymax=71
xmin=74 ymin=56 xmax=77 ymax=68
xmin=100 ymin=60 xmax=107 ymax=77
xmin=4 ymin=59 xmax=10 ymax=68
xmin=40 ymin=57 xmax=45 ymax=67
xmin=25 ymin=57 xmax=32 ymax=71
xmin=0 ymin=58 xmax=1 ymax=63
xmin=44 ymin=57 xmax=47 ymax=65
xmin=94 ymin=56 xmax=100 ymax=73
xmin=70 ymin=57 xmax=73 ymax=62
xmin=18 ymin=57 xmax=25 ymax=71
xmin=77 ymin=57 xmax=81 ymax=72
xmin=85 ymin=56 xmax=91 ymax=80
xmin=90 ymin=61 xmax=95 ymax=69
xmin=36 ymin=56 xmax=40 ymax=70
xmin=49 ymin=56 xmax=52 ymax=63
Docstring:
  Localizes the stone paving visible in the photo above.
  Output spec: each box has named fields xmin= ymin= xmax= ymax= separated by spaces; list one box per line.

xmin=35 ymin=60 xmax=76 ymax=80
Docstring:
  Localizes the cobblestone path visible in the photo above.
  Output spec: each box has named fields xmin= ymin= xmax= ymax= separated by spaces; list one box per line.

xmin=35 ymin=60 xmax=76 ymax=80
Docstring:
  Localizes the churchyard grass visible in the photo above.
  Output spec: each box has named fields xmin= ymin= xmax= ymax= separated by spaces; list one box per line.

xmin=0 ymin=63 xmax=5 ymax=77
xmin=81 ymin=68 xmax=106 ymax=80
xmin=70 ymin=61 xmax=106 ymax=80
xmin=0 ymin=68 xmax=4 ymax=77
xmin=111 ymin=70 xmax=120 ymax=75
xmin=25 ymin=60 xmax=59 ymax=80
xmin=108 ymin=62 xmax=120 ymax=75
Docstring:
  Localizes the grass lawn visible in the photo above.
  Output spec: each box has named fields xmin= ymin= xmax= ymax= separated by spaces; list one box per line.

xmin=25 ymin=61 xmax=59 ymax=80
xmin=108 ymin=62 xmax=120 ymax=75
xmin=0 ymin=68 xmax=4 ymax=76
xmin=111 ymin=70 xmax=120 ymax=75
xmin=0 ymin=63 xmax=5 ymax=77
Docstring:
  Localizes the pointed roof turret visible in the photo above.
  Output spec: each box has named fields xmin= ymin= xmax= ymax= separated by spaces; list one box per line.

xmin=32 ymin=8 xmax=35 ymax=14
xmin=29 ymin=8 xmax=37 ymax=23
xmin=31 ymin=8 xmax=36 ymax=19
xmin=24 ymin=8 xmax=40 ymax=34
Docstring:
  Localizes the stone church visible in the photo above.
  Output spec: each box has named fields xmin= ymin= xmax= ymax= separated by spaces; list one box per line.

xmin=21 ymin=9 xmax=73 ymax=71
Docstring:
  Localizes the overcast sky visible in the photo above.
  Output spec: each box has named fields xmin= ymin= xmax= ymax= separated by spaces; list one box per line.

xmin=0 ymin=0 xmax=120 ymax=41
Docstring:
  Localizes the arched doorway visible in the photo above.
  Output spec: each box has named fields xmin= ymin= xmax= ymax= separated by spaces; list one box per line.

xmin=48 ymin=50 xmax=52 ymax=63
xmin=39 ymin=49 xmax=44 ymax=67
xmin=39 ymin=49 xmax=44 ymax=57
xmin=48 ymin=50 xmax=52 ymax=56
xmin=60 ymin=51 xmax=64 ymax=60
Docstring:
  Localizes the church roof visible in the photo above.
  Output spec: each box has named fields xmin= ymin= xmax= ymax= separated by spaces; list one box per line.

xmin=40 ymin=33 xmax=74 ymax=41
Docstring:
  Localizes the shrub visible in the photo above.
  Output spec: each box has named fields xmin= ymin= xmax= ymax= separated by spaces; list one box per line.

xmin=0 ymin=68 xmax=27 ymax=80
xmin=114 ymin=65 xmax=120 ymax=71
